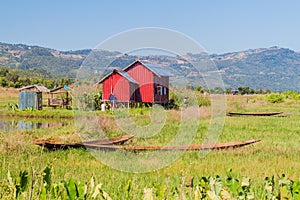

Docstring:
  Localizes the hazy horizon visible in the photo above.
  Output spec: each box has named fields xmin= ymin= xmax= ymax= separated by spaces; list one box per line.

xmin=1 ymin=1 xmax=300 ymax=54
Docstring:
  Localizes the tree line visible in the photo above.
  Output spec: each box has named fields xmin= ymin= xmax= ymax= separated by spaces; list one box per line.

xmin=193 ymin=85 xmax=273 ymax=95
xmin=0 ymin=67 xmax=73 ymax=89
xmin=0 ymin=66 xmax=293 ymax=95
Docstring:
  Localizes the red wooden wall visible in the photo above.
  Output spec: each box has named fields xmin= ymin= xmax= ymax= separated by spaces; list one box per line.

xmin=125 ymin=62 xmax=154 ymax=103
xmin=102 ymin=73 xmax=131 ymax=102
xmin=101 ymin=61 xmax=170 ymax=103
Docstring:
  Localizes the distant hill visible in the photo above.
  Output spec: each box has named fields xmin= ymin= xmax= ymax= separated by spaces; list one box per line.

xmin=0 ymin=42 xmax=299 ymax=91
xmin=0 ymin=42 xmax=89 ymax=78
xmin=210 ymin=46 xmax=300 ymax=91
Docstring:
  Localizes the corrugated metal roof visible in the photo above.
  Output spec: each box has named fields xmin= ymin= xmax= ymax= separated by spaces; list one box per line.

xmin=123 ymin=60 xmax=173 ymax=77
xmin=98 ymin=73 xmax=112 ymax=84
xmin=18 ymin=85 xmax=50 ymax=92
xmin=50 ymin=86 xmax=63 ymax=92
xmin=118 ymin=71 xmax=138 ymax=84
xmin=36 ymin=85 xmax=50 ymax=92
xmin=50 ymin=85 xmax=71 ymax=92
xmin=142 ymin=63 xmax=173 ymax=77
xmin=98 ymin=70 xmax=138 ymax=84
xmin=64 ymin=85 xmax=71 ymax=90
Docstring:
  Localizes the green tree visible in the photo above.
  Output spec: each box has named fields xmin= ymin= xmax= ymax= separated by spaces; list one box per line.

xmin=0 ymin=77 xmax=8 ymax=87
xmin=6 ymin=72 xmax=19 ymax=82
xmin=238 ymin=86 xmax=251 ymax=95
xmin=195 ymin=85 xmax=204 ymax=93
xmin=18 ymin=77 xmax=31 ymax=87
xmin=0 ymin=67 xmax=9 ymax=77
xmin=225 ymin=88 xmax=233 ymax=94
xmin=213 ymin=87 xmax=224 ymax=94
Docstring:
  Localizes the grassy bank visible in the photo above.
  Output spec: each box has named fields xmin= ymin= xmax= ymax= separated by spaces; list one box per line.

xmin=0 ymin=88 xmax=300 ymax=199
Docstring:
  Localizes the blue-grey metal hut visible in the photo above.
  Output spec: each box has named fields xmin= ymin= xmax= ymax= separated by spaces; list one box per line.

xmin=18 ymin=85 xmax=50 ymax=110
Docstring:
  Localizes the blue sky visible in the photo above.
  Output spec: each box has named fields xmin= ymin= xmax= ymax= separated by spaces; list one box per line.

xmin=1 ymin=0 xmax=300 ymax=54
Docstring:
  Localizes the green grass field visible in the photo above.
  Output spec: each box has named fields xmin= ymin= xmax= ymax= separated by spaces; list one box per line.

xmin=0 ymin=88 xmax=300 ymax=199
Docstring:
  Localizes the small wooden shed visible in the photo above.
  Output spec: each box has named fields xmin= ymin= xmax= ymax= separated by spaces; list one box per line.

xmin=18 ymin=85 xmax=50 ymax=110
xmin=48 ymin=85 xmax=71 ymax=108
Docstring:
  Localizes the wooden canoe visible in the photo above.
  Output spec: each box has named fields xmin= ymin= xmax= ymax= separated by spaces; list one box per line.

xmin=73 ymin=139 xmax=260 ymax=151
xmin=35 ymin=134 xmax=134 ymax=150
xmin=227 ymin=111 xmax=283 ymax=117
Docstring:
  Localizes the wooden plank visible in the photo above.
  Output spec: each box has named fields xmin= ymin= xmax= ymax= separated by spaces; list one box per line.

xmin=82 ymin=139 xmax=260 ymax=151
xmin=36 ymin=134 xmax=260 ymax=151
xmin=227 ymin=112 xmax=283 ymax=116
xmin=35 ymin=134 xmax=134 ymax=150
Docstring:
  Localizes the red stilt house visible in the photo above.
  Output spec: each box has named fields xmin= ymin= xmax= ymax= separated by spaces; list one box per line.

xmin=99 ymin=69 xmax=138 ymax=103
xmin=123 ymin=60 xmax=172 ymax=103
xmin=98 ymin=60 xmax=172 ymax=106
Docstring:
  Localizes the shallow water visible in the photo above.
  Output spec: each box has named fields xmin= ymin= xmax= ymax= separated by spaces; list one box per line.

xmin=0 ymin=117 xmax=73 ymax=133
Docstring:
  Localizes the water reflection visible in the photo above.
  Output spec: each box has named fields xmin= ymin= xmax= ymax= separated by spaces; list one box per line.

xmin=0 ymin=118 xmax=72 ymax=133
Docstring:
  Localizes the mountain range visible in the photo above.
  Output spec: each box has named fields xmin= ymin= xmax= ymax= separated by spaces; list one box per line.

xmin=0 ymin=42 xmax=299 ymax=91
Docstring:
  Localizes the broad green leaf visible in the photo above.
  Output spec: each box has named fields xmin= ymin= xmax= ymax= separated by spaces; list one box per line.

xmin=43 ymin=165 xmax=52 ymax=191
xmin=246 ymin=191 xmax=255 ymax=200
xmin=83 ymin=184 xmax=88 ymax=198
xmin=126 ymin=179 xmax=132 ymax=194
xmin=19 ymin=170 xmax=28 ymax=192
xmin=225 ymin=170 xmax=240 ymax=195
xmin=292 ymin=180 xmax=300 ymax=199
xmin=279 ymin=186 xmax=292 ymax=199
xmin=207 ymin=190 xmax=221 ymax=200
xmin=40 ymin=187 xmax=47 ymax=200
xmin=241 ymin=177 xmax=251 ymax=188
xmin=194 ymin=186 xmax=202 ymax=200
xmin=100 ymin=189 xmax=112 ymax=200
xmin=92 ymin=183 xmax=102 ymax=199
xmin=16 ymin=184 xmax=21 ymax=199
xmin=209 ymin=176 xmax=223 ymax=195
xmin=143 ymin=188 xmax=154 ymax=200
xmin=156 ymin=183 xmax=166 ymax=199
xmin=220 ymin=189 xmax=232 ymax=200
xmin=90 ymin=176 xmax=95 ymax=193
xmin=75 ymin=181 xmax=84 ymax=198
xmin=279 ymin=174 xmax=289 ymax=186
xmin=64 ymin=179 xmax=78 ymax=200
xmin=7 ymin=170 xmax=13 ymax=185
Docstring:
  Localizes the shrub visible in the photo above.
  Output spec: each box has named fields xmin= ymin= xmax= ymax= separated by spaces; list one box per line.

xmin=266 ymin=93 xmax=285 ymax=103
xmin=197 ymin=94 xmax=211 ymax=106
xmin=0 ymin=166 xmax=112 ymax=199
xmin=7 ymin=103 xmax=19 ymax=111
xmin=282 ymin=91 xmax=300 ymax=100
xmin=169 ymin=91 xmax=211 ymax=108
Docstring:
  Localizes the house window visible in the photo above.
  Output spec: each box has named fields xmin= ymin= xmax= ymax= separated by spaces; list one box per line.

xmin=164 ymin=87 xmax=167 ymax=95
xmin=156 ymin=86 xmax=162 ymax=95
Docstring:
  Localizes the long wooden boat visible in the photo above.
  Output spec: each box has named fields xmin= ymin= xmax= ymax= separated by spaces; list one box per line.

xmin=82 ymin=139 xmax=260 ymax=151
xmin=35 ymin=134 xmax=134 ymax=150
xmin=227 ymin=111 xmax=283 ymax=117
xmin=36 ymin=136 xmax=260 ymax=151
